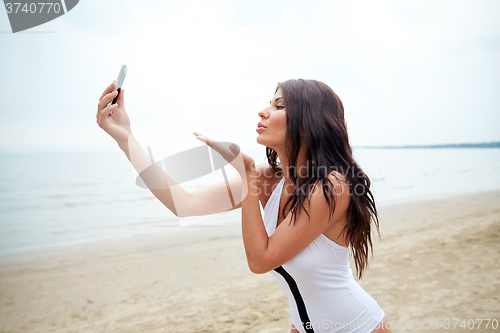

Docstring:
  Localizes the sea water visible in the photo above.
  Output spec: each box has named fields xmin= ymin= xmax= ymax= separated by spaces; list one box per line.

xmin=0 ymin=148 xmax=499 ymax=256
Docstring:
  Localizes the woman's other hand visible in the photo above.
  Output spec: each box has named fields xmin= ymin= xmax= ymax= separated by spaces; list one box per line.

xmin=193 ymin=132 xmax=255 ymax=174
xmin=96 ymin=81 xmax=131 ymax=147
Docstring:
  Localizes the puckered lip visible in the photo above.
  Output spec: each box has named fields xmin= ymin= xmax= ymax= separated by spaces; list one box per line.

xmin=257 ymin=122 xmax=267 ymax=128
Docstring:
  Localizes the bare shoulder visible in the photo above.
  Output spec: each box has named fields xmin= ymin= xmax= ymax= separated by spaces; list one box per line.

xmin=326 ymin=171 xmax=351 ymax=209
xmin=255 ymin=163 xmax=282 ymax=209
xmin=307 ymin=171 xmax=351 ymax=219
xmin=327 ymin=170 xmax=349 ymax=193
xmin=301 ymin=171 xmax=351 ymax=246
xmin=308 ymin=171 xmax=348 ymax=195
xmin=325 ymin=171 xmax=351 ymax=217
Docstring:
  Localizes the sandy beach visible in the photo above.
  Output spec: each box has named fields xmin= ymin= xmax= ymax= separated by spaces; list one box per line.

xmin=0 ymin=190 xmax=499 ymax=333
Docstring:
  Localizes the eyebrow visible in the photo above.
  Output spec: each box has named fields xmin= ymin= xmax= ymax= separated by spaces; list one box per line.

xmin=269 ymin=97 xmax=283 ymax=104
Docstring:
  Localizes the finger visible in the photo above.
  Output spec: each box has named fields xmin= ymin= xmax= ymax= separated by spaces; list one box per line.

xmin=99 ymin=80 xmax=116 ymax=102
xmin=193 ymin=132 xmax=217 ymax=147
xmin=193 ymin=131 xmax=208 ymax=141
xmin=194 ymin=134 xmax=237 ymax=156
xmin=97 ymin=103 xmax=119 ymax=126
xmin=192 ymin=134 xmax=245 ymax=174
xmin=97 ymin=90 xmax=119 ymax=112
xmin=97 ymin=90 xmax=118 ymax=117
xmin=195 ymin=135 xmax=209 ymax=146
xmin=97 ymin=103 xmax=118 ymax=127
xmin=198 ymin=137 xmax=240 ymax=163
xmin=116 ymin=87 xmax=125 ymax=107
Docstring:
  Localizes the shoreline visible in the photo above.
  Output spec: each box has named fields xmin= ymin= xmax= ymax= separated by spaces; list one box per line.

xmin=0 ymin=189 xmax=499 ymax=332
xmin=1 ymin=187 xmax=498 ymax=261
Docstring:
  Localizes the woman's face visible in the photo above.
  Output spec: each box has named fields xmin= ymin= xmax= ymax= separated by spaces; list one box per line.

xmin=256 ymin=88 xmax=287 ymax=149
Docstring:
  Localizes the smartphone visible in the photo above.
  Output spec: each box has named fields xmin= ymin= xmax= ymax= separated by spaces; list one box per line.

xmin=107 ymin=64 xmax=127 ymax=111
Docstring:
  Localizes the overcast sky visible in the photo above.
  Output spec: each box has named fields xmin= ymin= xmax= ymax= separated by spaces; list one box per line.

xmin=0 ymin=0 xmax=499 ymax=155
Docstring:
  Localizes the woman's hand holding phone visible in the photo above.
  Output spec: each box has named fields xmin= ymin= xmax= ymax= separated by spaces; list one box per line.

xmin=96 ymin=80 xmax=132 ymax=149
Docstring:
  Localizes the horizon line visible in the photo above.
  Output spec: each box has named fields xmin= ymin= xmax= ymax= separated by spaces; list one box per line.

xmin=354 ymin=141 xmax=500 ymax=149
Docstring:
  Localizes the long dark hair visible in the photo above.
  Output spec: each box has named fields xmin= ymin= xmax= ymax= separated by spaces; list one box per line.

xmin=266 ymin=79 xmax=380 ymax=279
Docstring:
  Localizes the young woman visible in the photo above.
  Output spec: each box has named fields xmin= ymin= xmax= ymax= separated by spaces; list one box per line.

xmin=96 ymin=78 xmax=391 ymax=333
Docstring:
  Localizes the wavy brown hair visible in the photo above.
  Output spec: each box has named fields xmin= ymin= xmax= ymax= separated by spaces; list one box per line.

xmin=266 ymin=79 xmax=380 ymax=279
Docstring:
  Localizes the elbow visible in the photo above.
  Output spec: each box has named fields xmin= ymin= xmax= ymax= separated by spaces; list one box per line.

xmin=248 ymin=263 xmax=267 ymax=275
xmin=247 ymin=257 xmax=271 ymax=274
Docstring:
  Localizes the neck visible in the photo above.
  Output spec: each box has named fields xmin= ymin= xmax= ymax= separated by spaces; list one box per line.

xmin=274 ymin=143 xmax=309 ymax=189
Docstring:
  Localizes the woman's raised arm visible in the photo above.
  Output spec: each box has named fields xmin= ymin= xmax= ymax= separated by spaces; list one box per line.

xmin=96 ymin=82 xmax=249 ymax=217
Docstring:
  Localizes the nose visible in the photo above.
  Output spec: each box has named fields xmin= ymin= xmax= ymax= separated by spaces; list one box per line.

xmin=258 ymin=106 xmax=269 ymax=119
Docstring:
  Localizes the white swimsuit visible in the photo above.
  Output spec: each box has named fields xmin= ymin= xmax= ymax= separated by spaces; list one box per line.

xmin=264 ymin=177 xmax=385 ymax=333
